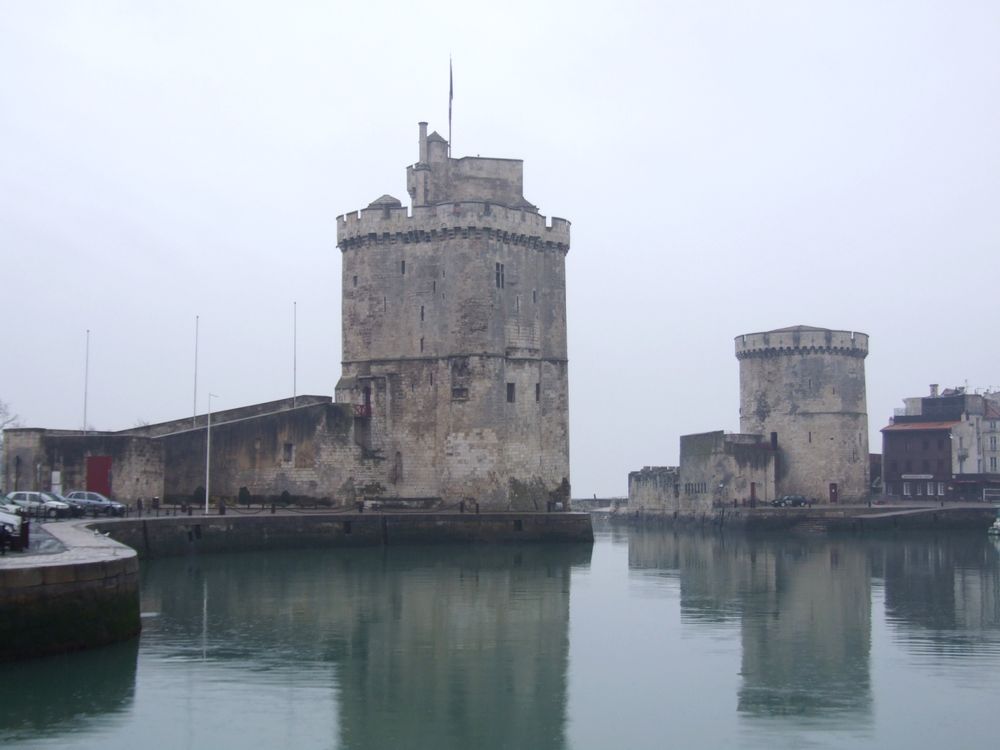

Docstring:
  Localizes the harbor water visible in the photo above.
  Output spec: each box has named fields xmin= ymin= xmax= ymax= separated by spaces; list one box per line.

xmin=2 ymin=522 xmax=999 ymax=749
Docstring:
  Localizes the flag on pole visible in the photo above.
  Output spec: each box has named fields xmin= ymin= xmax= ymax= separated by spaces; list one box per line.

xmin=448 ymin=57 xmax=453 ymax=156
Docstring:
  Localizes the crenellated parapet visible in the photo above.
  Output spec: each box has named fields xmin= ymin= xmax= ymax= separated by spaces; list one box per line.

xmin=337 ymin=200 xmax=571 ymax=253
xmin=735 ymin=326 xmax=868 ymax=360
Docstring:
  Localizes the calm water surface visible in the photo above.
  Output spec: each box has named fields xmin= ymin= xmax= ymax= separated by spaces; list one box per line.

xmin=2 ymin=523 xmax=1000 ymax=749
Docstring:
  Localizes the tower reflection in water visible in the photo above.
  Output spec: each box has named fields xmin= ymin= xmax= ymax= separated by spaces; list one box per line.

xmin=139 ymin=543 xmax=592 ymax=750
xmin=628 ymin=530 xmax=872 ymax=719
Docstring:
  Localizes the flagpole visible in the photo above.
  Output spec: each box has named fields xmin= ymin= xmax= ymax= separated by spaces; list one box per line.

xmin=448 ymin=56 xmax=453 ymax=156
xmin=193 ymin=315 xmax=199 ymax=427
xmin=83 ymin=329 xmax=90 ymax=432
xmin=293 ymin=301 xmax=297 ymax=408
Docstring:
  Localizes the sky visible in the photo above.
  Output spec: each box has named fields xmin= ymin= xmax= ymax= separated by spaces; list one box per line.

xmin=2 ymin=0 xmax=999 ymax=497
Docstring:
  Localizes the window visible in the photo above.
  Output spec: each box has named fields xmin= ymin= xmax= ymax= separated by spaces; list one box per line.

xmin=429 ymin=372 xmax=433 ymax=385
xmin=516 ymin=295 xmax=520 ymax=313
xmin=535 ymin=383 xmax=540 ymax=402
xmin=916 ymin=483 xmax=923 ymax=496
xmin=903 ymin=482 xmax=911 ymax=496
xmin=992 ymin=457 xmax=998 ymax=472
xmin=808 ymin=432 xmax=812 ymax=443
xmin=401 ymin=260 xmax=406 ymax=275
xmin=506 ymin=383 xmax=515 ymax=403
xmin=451 ymin=387 xmax=469 ymax=401
xmin=283 ymin=443 xmax=294 ymax=462
xmin=420 ymin=337 xmax=424 ymax=353
xmin=383 ymin=296 xmax=387 ymax=312
xmin=433 ymin=280 xmax=437 ymax=293
xmin=352 ymin=275 xmax=358 ymax=287
xmin=420 ymin=305 xmax=425 ymax=322
xmin=927 ymin=481 xmax=935 ymax=496
xmin=992 ymin=436 xmax=997 ymax=450
xmin=532 ymin=289 xmax=537 ymax=303
xmin=938 ymin=482 xmax=945 ymax=496
xmin=495 ymin=262 xmax=505 ymax=289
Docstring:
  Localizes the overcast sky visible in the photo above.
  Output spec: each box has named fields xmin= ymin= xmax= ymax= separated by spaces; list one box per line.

xmin=2 ymin=1 xmax=999 ymax=497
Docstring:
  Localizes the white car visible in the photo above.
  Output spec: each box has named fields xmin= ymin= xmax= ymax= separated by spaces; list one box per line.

xmin=0 ymin=508 xmax=23 ymax=536
xmin=5 ymin=491 xmax=72 ymax=518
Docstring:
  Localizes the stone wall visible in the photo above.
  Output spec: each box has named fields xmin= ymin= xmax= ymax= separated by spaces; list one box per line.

xmin=628 ymin=466 xmax=679 ymax=512
xmin=160 ymin=402 xmax=386 ymax=505
xmin=678 ymin=431 xmax=776 ymax=509
xmin=2 ymin=429 xmax=164 ymax=504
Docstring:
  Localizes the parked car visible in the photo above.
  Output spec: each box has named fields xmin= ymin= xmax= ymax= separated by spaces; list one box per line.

xmin=5 ymin=491 xmax=72 ymax=518
xmin=0 ymin=508 xmax=21 ymax=551
xmin=43 ymin=491 xmax=85 ymax=517
xmin=64 ymin=490 xmax=126 ymax=516
xmin=771 ymin=495 xmax=809 ymax=508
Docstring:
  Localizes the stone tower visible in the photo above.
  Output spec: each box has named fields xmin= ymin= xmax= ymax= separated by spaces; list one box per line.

xmin=335 ymin=123 xmax=571 ymax=510
xmin=735 ymin=326 xmax=869 ymax=503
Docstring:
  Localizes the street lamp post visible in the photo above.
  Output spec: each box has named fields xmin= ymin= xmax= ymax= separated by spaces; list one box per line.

xmin=205 ymin=393 xmax=218 ymax=515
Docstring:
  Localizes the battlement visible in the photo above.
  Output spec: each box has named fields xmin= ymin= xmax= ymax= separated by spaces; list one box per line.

xmin=735 ymin=326 xmax=868 ymax=360
xmin=337 ymin=200 xmax=570 ymax=252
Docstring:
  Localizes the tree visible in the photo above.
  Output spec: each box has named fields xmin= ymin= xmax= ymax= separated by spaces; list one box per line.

xmin=0 ymin=399 xmax=21 ymax=488
xmin=0 ymin=399 xmax=17 ymax=431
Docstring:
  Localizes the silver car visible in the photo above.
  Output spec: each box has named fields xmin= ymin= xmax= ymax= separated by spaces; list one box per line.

xmin=64 ymin=490 xmax=126 ymax=516
xmin=5 ymin=491 xmax=72 ymax=518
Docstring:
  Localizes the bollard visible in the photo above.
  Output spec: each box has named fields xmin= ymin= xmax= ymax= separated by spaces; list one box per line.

xmin=475 ymin=502 xmax=480 ymax=515
xmin=459 ymin=500 xmax=465 ymax=514
xmin=218 ymin=499 xmax=226 ymax=516
xmin=271 ymin=503 xmax=276 ymax=514
xmin=20 ymin=519 xmax=30 ymax=551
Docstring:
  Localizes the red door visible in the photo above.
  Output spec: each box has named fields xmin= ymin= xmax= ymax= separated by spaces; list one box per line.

xmin=86 ymin=456 xmax=113 ymax=497
xmin=829 ymin=483 xmax=839 ymax=504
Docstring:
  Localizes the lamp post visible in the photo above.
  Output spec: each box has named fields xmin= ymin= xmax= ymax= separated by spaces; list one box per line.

xmin=205 ymin=393 xmax=218 ymax=515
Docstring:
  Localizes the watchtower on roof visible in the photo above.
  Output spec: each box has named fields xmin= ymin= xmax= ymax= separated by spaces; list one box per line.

xmin=406 ymin=122 xmax=537 ymax=211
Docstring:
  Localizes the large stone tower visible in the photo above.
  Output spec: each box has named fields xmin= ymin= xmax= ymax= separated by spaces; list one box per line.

xmin=735 ymin=326 xmax=869 ymax=503
xmin=335 ymin=123 xmax=571 ymax=510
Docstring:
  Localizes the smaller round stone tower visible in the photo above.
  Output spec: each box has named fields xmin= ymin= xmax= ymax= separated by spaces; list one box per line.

xmin=735 ymin=325 xmax=869 ymax=503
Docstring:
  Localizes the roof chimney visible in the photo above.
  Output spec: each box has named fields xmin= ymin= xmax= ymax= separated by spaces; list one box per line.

xmin=418 ymin=122 xmax=428 ymax=164
xmin=930 ymin=384 xmax=939 ymax=398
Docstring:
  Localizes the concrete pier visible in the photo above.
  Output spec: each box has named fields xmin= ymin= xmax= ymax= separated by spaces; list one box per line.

xmin=91 ymin=511 xmax=595 ymax=560
xmin=0 ymin=521 xmax=140 ymax=662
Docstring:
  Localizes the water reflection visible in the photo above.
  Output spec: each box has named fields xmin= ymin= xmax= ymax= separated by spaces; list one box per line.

xmin=628 ymin=530 xmax=872 ymax=718
xmin=140 ymin=543 xmax=592 ymax=750
xmin=627 ymin=529 xmax=1000 ymax=723
xmin=872 ymin=534 xmax=1000 ymax=656
xmin=0 ymin=639 xmax=137 ymax=740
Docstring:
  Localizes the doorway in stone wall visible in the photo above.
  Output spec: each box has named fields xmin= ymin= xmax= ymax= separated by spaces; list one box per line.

xmin=87 ymin=455 xmax=113 ymax=497
xmin=829 ymin=482 xmax=839 ymax=504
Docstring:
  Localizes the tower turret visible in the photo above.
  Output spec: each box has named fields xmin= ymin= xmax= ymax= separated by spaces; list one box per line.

xmin=736 ymin=325 xmax=869 ymax=502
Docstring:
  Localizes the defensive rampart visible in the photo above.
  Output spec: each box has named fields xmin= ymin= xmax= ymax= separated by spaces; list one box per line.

xmin=337 ymin=201 xmax=570 ymax=251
